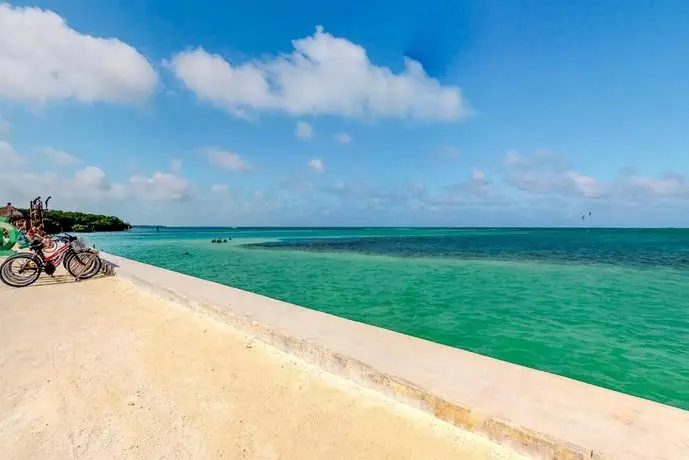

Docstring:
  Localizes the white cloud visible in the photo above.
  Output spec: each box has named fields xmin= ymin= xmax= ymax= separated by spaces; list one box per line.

xmin=504 ymin=150 xmax=600 ymax=199
xmin=4 ymin=139 xmax=689 ymax=226
xmin=1 ymin=166 xmax=123 ymax=203
xmin=295 ymin=121 xmax=313 ymax=140
xmin=211 ymin=184 xmax=229 ymax=194
xmin=563 ymin=171 xmax=601 ymax=198
xmin=38 ymin=146 xmax=79 ymax=166
xmin=471 ymin=169 xmax=487 ymax=182
xmin=171 ymin=158 xmax=182 ymax=173
xmin=334 ymin=132 xmax=352 ymax=144
xmin=0 ymin=3 xmax=157 ymax=104
xmin=0 ymin=141 xmax=23 ymax=167
xmin=129 ymin=172 xmax=192 ymax=201
xmin=504 ymin=150 xmax=522 ymax=165
xmin=627 ymin=174 xmax=686 ymax=196
xmin=1 ymin=162 xmax=194 ymax=207
xmin=168 ymin=26 xmax=467 ymax=121
xmin=308 ymin=158 xmax=324 ymax=173
xmin=73 ymin=166 xmax=113 ymax=191
xmin=502 ymin=152 xmax=689 ymax=213
xmin=204 ymin=147 xmax=252 ymax=171
xmin=428 ymin=169 xmax=501 ymax=211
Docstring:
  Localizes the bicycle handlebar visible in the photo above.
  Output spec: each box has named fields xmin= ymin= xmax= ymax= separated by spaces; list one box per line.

xmin=53 ymin=233 xmax=78 ymax=243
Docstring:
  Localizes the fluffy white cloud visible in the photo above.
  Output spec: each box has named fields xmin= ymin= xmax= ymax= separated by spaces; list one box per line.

xmin=295 ymin=121 xmax=313 ymax=140
xmin=301 ymin=151 xmax=689 ymax=221
xmin=426 ymin=169 xmax=503 ymax=211
xmin=168 ymin=26 xmax=467 ymax=121
xmin=308 ymin=158 xmax=324 ymax=173
xmin=204 ymin=147 xmax=252 ymax=171
xmin=626 ymin=173 xmax=687 ymax=196
xmin=610 ymin=169 xmax=689 ymax=206
xmin=129 ymin=172 xmax=192 ymax=201
xmin=170 ymin=158 xmax=182 ymax=173
xmin=1 ymin=162 xmax=192 ymax=208
xmin=3 ymin=139 xmax=689 ymax=226
xmin=334 ymin=132 xmax=352 ymax=144
xmin=0 ymin=3 xmax=157 ymax=104
xmin=2 ymin=166 xmax=123 ymax=204
xmin=499 ymin=151 xmax=689 ymax=214
xmin=504 ymin=150 xmax=601 ymax=199
xmin=38 ymin=146 xmax=79 ymax=166
xmin=0 ymin=140 xmax=23 ymax=167
xmin=73 ymin=166 xmax=111 ymax=191
xmin=563 ymin=171 xmax=601 ymax=198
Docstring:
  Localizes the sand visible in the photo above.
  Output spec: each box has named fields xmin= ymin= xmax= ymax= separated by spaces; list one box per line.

xmin=0 ymin=275 xmax=526 ymax=460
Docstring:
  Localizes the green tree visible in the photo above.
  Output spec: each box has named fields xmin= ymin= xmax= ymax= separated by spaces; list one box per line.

xmin=20 ymin=209 xmax=131 ymax=233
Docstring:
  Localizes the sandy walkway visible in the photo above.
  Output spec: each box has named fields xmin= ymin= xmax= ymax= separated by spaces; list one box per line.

xmin=0 ymin=276 xmax=525 ymax=460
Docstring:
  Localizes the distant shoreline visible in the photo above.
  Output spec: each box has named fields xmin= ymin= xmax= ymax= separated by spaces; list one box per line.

xmin=128 ymin=225 xmax=689 ymax=230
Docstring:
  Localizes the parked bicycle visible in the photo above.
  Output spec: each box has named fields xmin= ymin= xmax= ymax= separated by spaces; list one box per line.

xmin=0 ymin=234 xmax=102 ymax=287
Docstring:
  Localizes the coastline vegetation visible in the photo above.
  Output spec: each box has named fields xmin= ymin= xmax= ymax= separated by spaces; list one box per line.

xmin=20 ymin=209 xmax=132 ymax=233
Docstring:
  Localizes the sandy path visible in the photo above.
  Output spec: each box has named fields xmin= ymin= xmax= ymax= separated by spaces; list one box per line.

xmin=0 ymin=276 xmax=525 ymax=460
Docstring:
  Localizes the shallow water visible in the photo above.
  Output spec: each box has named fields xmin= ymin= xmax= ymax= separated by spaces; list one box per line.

xmin=88 ymin=227 xmax=689 ymax=410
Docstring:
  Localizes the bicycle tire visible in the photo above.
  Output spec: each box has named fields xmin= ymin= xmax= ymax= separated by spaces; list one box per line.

xmin=2 ymin=253 xmax=44 ymax=285
xmin=62 ymin=251 xmax=74 ymax=271
xmin=66 ymin=251 xmax=102 ymax=280
xmin=1 ymin=255 xmax=34 ymax=285
xmin=62 ymin=250 xmax=88 ymax=272
xmin=0 ymin=253 xmax=43 ymax=287
xmin=67 ymin=256 xmax=102 ymax=280
xmin=62 ymin=249 xmax=88 ymax=270
xmin=68 ymin=253 xmax=101 ymax=279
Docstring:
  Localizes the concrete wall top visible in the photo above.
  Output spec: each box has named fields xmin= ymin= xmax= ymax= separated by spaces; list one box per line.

xmin=101 ymin=252 xmax=689 ymax=460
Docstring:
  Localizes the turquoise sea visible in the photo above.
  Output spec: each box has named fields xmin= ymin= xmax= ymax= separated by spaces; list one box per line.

xmin=87 ymin=227 xmax=689 ymax=410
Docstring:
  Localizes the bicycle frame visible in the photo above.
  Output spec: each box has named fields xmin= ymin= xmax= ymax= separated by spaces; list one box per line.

xmin=40 ymin=241 xmax=71 ymax=266
xmin=18 ymin=239 xmax=77 ymax=275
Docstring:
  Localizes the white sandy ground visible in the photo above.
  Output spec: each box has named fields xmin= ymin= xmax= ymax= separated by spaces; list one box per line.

xmin=0 ymin=275 xmax=527 ymax=460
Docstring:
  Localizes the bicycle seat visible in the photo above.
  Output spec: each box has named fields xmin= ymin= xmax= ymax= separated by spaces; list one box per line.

xmin=29 ymin=239 xmax=45 ymax=251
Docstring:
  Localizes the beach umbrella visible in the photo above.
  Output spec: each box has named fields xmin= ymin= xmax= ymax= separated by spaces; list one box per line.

xmin=0 ymin=202 xmax=24 ymax=219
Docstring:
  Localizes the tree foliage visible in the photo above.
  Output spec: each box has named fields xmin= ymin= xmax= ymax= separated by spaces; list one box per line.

xmin=19 ymin=209 xmax=131 ymax=233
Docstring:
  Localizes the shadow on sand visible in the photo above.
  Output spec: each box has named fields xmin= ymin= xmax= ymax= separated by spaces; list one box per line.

xmin=1 ymin=252 xmax=120 ymax=290
xmin=30 ymin=272 xmax=111 ymax=287
xmin=0 ymin=272 xmax=112 ymax=290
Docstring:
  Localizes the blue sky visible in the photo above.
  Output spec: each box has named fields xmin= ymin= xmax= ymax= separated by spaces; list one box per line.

xmin=1 ymin=0 xmax=689 ymax=226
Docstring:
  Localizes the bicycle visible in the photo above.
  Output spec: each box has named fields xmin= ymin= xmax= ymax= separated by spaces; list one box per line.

xmin=0 ymin=234 xmax=102 ymax=288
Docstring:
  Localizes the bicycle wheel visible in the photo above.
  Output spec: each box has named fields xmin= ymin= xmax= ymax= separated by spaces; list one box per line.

xmin=66 ymin=251 xmax=102 ymax=280
xmin=62 ymin=249 xmax=87 ymax=270
xmin=0 ymin=254 xmax=43 ymax=287
xmin=68 ymin=252 xmax=102 ymax=279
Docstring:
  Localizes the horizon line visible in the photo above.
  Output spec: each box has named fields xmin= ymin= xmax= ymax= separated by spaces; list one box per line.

xmin=129 ymin=225 xmax=689 ymax=230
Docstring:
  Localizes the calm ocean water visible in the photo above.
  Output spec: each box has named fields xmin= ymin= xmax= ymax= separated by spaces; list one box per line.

xmin=87 ymin=227 xmax=689 ymax=410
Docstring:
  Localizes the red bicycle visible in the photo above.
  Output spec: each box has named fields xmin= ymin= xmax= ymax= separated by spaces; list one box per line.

xmin=0 ymin=234 xmax=102 ymax=287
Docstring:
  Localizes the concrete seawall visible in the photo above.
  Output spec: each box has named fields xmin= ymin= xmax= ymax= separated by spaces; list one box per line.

xmin=101 ymin=252 xmax=689 ymax=460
